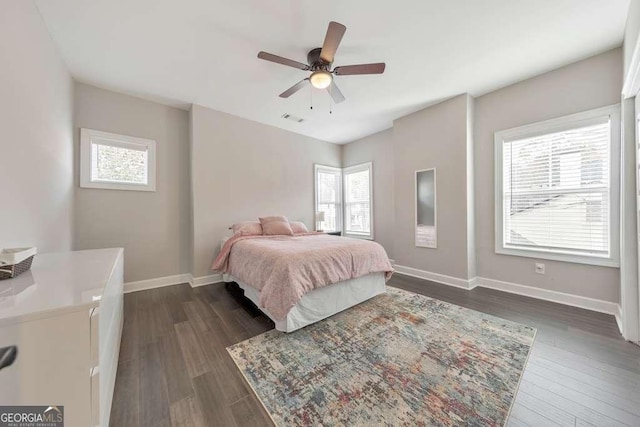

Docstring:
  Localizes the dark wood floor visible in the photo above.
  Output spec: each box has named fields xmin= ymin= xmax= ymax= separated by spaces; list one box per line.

xmin=110 ymin=274 xmax=640 ymax=427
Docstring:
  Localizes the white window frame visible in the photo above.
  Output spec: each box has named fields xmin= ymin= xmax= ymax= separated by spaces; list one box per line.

xmin=80 ymin=128 xmax=156 ymax=192
xmin=343 ymin=162 xmax=374 ymax=240
xmin=314 ymin=164 xmax=342 ymax=232
xmin=494 ymin=105 xmax=621 ymax=267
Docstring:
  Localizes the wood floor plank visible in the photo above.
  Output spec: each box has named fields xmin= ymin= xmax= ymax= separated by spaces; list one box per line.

xmin=506 ymin=415 xmax=532 ymax=427
xmin=169 ymin=395 xmax=206 ymax=427
xmin=513 ymin=390 xmax=576 ymax=426
xmin=119 ymin=299 xmax=140 ymax=362
xmin=527 ymin=357 xmax=640 ymax=405
xmin=509 ymin=403 xmax=562 ymax=426
xmin=158 ymin=332 xmax=194 ymax=404
xmin=531 ymin=342 xmax=640 ymax=384
xmin=138 ymin=341 xmax=170 ymax=427
xmin=518 ymin=379 xmax=628 ymax=427
xmin=111 ymin=275 xmax=640 ymax=427
xmin=522 ymin=371 xmax=640 ymax=424
xmin=209 ymin=353 xmax=249 ymax=405
xmin=110 ymin=358 xmax=140 ymax=426
xmin=230 ymin=394 xmax=274 ymax=427
xmin=192 ymin=371 xmax=237 ymax=426
xmin=174 ymin=321 xmax=211 ymax=378
xmin=182 ymin=299 xmax=216 ymax=333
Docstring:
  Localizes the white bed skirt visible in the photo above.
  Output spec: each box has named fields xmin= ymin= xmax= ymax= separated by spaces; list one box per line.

xmin=228 ymin=273 xmax=387 ymax=333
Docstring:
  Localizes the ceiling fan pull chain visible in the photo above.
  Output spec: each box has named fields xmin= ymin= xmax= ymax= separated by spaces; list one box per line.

xmin=310 ymin=84 xmax=313 ymax=110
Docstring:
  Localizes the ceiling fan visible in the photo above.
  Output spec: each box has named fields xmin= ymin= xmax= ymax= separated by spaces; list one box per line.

xmin=257 ymin=21 xmax=386 ymax=104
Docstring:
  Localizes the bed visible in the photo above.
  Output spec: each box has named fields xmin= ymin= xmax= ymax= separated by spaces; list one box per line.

xmin=212 ymin=233 xmax=393 ymax=332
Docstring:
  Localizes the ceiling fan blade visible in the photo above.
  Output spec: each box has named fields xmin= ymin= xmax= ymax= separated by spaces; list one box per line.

xmin=279 ymin=79 xmax=309 ymax=98
xmin=334 ymin=63 xmax=386 ymax=76
xmin=258 ymin=51 xmax=309 ymax=70
xmin=320 ymin=21 xmax=346 ymax=63
xmin=327 ymin=81 xmax=345 ymax=104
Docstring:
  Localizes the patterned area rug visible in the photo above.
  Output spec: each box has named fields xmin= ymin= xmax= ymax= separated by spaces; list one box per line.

xmin=227 ymin=287 xmax=536 ymax=426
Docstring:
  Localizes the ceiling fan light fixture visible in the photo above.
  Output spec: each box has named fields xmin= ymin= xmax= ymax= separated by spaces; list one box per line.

xmin=310 ymin=70 xmax=332 ymax=89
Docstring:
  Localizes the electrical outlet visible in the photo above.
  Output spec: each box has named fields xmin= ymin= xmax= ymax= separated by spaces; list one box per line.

xmin=535 ymin=263 xmax=545 ymax=274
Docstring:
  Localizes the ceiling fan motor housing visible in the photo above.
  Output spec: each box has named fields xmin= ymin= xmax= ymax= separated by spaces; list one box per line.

xmin=307 ymin=47 xmax=331 ymax=70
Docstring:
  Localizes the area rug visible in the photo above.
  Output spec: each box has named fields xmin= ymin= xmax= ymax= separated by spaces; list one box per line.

xmin=227 ymin=287 xmax=536 ymax=426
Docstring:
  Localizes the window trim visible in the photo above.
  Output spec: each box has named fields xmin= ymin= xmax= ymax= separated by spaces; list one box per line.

xmin=80 ymin=128 xmax=156 ymax=192
xmin=314 ymin=164 xmax=342 ymax=232
xmin=494 ymin=104 xmax=621 ymax=268
xmin=343 ymin=162 xmax=374 ymax=240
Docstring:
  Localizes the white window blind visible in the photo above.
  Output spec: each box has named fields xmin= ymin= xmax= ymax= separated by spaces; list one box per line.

xmin=315 ymin=165 xmax=341 ymax=232
xmin=344 ymin=163 xmax=373 ymax=239
xmin=496 ymin=105 xmax=620 ymax=267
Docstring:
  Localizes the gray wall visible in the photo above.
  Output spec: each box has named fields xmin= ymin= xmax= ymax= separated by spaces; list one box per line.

xmin=0 ymin=1 xmax=74 ymax=253
xmin=392 ymin=94 xmax=474 ymax=280
xmin=474 ymin=48 xmax=622 ymax=302
xmin=624 ymin=1 xmax=640 ymax=77
xmin=342 ymin=129 xmax=395 ymax=258
xmin=73 ymin=83 xmax=191 ymax=283
xmin=190 ymin=105 xmax=342 ymax=278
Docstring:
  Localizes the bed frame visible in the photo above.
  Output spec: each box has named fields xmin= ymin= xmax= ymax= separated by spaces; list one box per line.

xmin=224 ymin=273 xmax=386 ymax=333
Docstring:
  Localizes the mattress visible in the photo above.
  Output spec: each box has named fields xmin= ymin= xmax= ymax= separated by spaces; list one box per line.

xmin=230 ymin=272 xmax=386 ymax=332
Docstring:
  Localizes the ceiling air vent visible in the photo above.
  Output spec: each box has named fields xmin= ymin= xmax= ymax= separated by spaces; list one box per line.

xmin=282 ymin=113 xmax=304 ymax=123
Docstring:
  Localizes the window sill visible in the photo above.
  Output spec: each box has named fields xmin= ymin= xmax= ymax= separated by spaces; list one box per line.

xmin=80 ymin=181 xmax=156 ymax=192
xmin=495 ymin=246 xmax=620 ymax=268
xmin=344 ymin=232 xmax=374 ymax=240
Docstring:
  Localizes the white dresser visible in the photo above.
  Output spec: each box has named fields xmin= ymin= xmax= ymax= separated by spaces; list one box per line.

xmin=0 ymin=248 xmax=124 ymax=427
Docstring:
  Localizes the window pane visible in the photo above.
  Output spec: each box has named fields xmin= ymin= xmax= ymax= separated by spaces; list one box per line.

xmin=92 ymin=143 xmax=148 ymax=184
xmin=317 ymin=203 xmax=337 ymax=231
xmin=345 ymin=202 xmax=370 ymax=233
xmin=345 ymin=170 xmax=370 ymax=203
xmin=503 ymin=121 xmax=610 ymax=256
xmin=344 ymin=167 xmax=371 ymax=235
xmin=318 ymin=171 xmax=340 ymax=203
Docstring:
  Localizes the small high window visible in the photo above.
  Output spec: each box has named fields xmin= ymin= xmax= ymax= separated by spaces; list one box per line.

xmin=80 ymin=128 xmax=156 ymax=191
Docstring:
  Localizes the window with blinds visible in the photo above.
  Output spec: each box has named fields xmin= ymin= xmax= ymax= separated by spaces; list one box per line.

xmin=344 ymin=162 xmax=373 ymax=238
xmin=314 ymin=165 xmax=342 ymax=232
xmin=495 ymin=106 xmax=620 ymax=266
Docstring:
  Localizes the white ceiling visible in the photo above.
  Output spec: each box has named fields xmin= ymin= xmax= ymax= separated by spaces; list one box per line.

xmin=35 ymin=0 xmax=630 ymax=144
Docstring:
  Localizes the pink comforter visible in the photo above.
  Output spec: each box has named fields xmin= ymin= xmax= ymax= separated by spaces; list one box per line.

xmin=212 ymin=233 xmax=393 ymax=320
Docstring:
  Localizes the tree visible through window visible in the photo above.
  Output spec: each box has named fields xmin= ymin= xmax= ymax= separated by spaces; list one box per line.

xmin=315 ymin=165 xmax=341 ymax=232
xmin=93 ymin=143 xmax=148 ymax=184
xmin=344 ymin=165 xmax=372 ymax=237
xmin=80 ymin=128 xmax=156 ymax=192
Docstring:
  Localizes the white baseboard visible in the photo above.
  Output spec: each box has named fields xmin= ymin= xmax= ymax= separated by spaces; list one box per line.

xmin=392 ymin=265 xmax=621 ymax=321
xmin=476 ymin=276 xmax=620 ymax=317
xmin=394 ymin=265 xmax=477 ymax=290
xmin=124 ymin=272 xmax=224 ymax=293
xmin=191 ymin=273 xmax=223 ymax=287
xmin=124 ymin=273 xmax=192 ymax=293
xmin=615 ymin=305 xmax=624 ymax=335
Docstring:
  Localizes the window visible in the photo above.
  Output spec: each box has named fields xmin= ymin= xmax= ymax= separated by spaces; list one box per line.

xmin=80 ymin=128 xmax=156 ymax=191
xmin=314 ymin=165 xmax=342 ymax=232
xmin=343 ymin=162 xmax=373 ymax=239
xmin=495 ymin=105 xmax=620 ymax=267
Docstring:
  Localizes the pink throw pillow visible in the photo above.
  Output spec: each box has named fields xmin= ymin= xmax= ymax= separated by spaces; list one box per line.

xmin=290 ymin=221 xmax=309 ymax=234
xmin=232 ymin=221 xmax=263 ymax=236
xmin=259 ymin=216 xmax=294 ymax=236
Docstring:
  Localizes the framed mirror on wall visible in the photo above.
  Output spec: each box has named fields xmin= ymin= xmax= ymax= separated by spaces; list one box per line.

xmin=415 ymin=168 xmax=437 ymax=248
